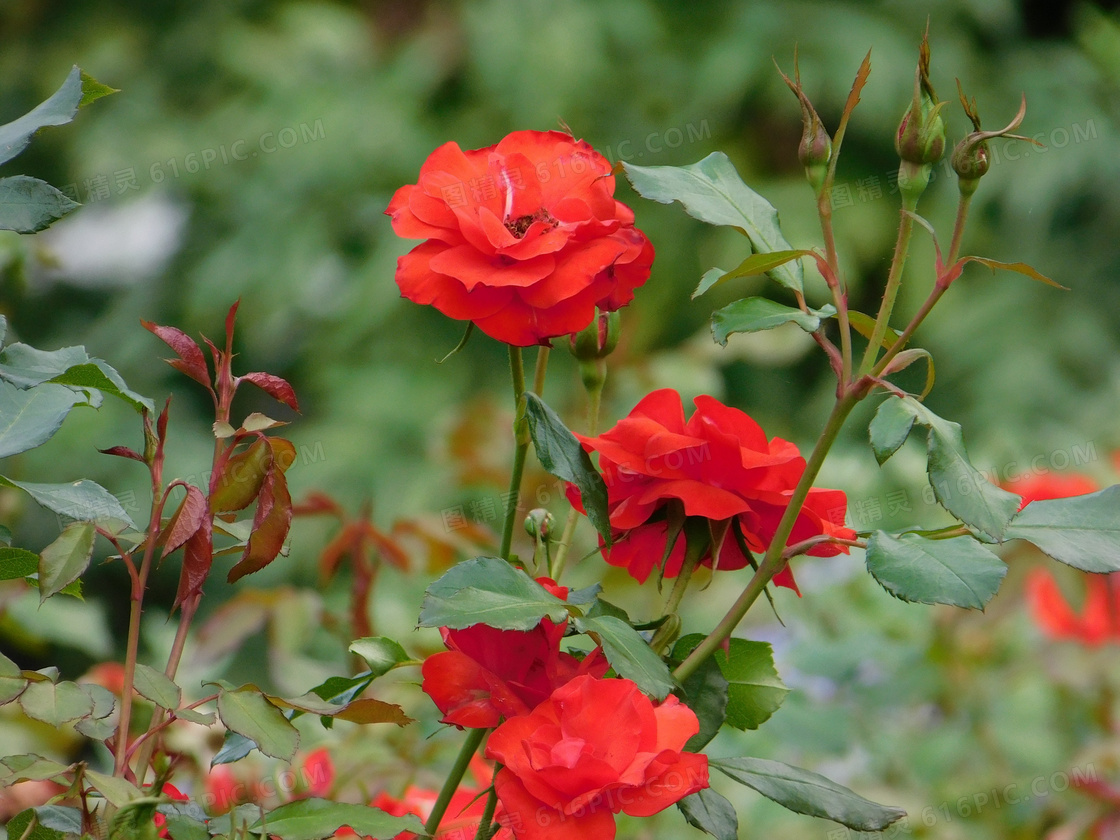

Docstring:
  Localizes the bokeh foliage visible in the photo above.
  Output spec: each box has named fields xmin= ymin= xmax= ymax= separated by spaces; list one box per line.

xmin=2 ymin=1 xmax=1120 ymax=836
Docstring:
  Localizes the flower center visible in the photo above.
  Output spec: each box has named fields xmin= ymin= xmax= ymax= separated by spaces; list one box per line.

xmin=504 ymin=208 xmax=557 ymax=239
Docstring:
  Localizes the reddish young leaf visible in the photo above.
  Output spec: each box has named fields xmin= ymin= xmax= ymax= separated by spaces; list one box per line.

xmin=239 ymin=372 xmax=301 ymax=413
xmin=161 ymin=485 xmax=208 ymax=559
xmin=224 ymin=300 xmax=241 ymax=354
xmin=175 ymin=514 xmax=214 ymax=608
xmin=227 ymin=466 xmax=292 ymax=583
xmin=210 ymin=438 xmax=272 ymax=513
xmin=293 ymin=491 xmax=342 ymax=517
xmin=142 ymin=321 xmax=211 ymax=388
xmin=332 ymin=698 xmax=412 ymax=726
xmin=268 ymin=437 xmax=298 ymax=474
xmin=157 ymin=398 xmax=171 ymax=443
xmin=99 ymin=445 xmax=144 ymax=462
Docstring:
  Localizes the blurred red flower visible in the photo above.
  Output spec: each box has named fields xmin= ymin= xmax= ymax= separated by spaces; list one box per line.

xmin=486 ymin=674 xmax=708 ymax=840
xmin=1026 ymin=569 xmax=1120 ymax=646
xmin=386 ymin=130 xmax=653 ymax=346
xmin=1000 ymin=472 xmax=1099 ymax=509
xmin=571 ymin=388 xmax=855 ymax=591
xmin=421 ymin=579 xmax=607 ymax=728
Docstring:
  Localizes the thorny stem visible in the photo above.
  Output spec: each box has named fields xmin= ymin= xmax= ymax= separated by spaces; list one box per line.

xmin=472 ymin=763 xmax=502 ymax=840
xmin=673 ymin=392 xmax=859 ymax=683
xmin=114 ymin=460 xmax=166 ymax=779
xmin=425 ymin=727 xmax=487 ymax=837
xmin=499 ymin=346 xmax=530 ymax=563
xmin=816 ymin=192 xmax=853 ymax=384
xmin=860 ymin=192 xmax=920 ymax=376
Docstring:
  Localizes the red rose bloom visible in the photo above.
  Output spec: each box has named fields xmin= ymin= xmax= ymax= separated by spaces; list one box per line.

xmin=486 ymin=674 xmax=708 ymax=840
xmin=421 ymin=579 xmax=607 ymax=728
xmin=386 ymin=130 xmax=654 ymax=346
xmin=572 ymin=389 xmax=855 ymax=590
xmin=1026 ymin=569 xmax=1120 ymax=646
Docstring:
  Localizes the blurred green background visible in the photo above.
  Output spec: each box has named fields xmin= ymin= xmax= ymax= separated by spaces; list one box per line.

xmin=2 ymin=0 xmax=1120 ymax=837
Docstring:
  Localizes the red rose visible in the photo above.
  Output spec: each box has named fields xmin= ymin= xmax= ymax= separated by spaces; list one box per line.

xmin=571 ymin=389 xmax=855 ymax=590
xmin=386 ymin=130 xmax=654 ymax=346
xmin=486 ymin=674 xmax=708 ymax=840
xmin=1026 ymin=569 xmax=1120 ymax=646
xmin=421 ymin=579 xmax=607 ymax=728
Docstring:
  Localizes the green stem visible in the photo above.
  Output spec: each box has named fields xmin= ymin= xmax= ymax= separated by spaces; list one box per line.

xmin=859 ymin=191 xmax=919 ymax=376
xmin=425 ymin=727 xmax=487 ymax=837
xmin=673 ymin=392 xmax=859 ymax=683
xmin=471 ymin=764 xmax=501 ymax=840
xmin=549 ymin=360 xmax=605 ymax=581
xmin=498 ymin=347 xmax=530 ymax=563
xmin=946 ymin=193 xmax=973 ymax=267
xmin=816 ymin=193 xmax=852 ymax=384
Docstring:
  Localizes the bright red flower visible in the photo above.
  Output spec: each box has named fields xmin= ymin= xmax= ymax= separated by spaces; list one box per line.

xmin=1026 ymin=569 xmax=1120 ymax=646
xmin=422 ymin=579 xmax=607 ymax=728
xmin=486 ymin=674 xmax=708 ymax=840
xmin=1000 ymin=472 xmax=1099 ymax=509
xmin=386 ymin=130 xmax=654 ymax=347
xmin=571 ymin=389 xmax=855 ymax=591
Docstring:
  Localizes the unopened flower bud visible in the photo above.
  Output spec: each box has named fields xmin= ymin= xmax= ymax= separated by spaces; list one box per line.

xmin=895 ymin=34 xmax=946 ymax=168
xmin=952 ymin=83 xmax=1033 ymax=198
xmin=777 ymin=54 xmax=833 ymax=195
xmin=524 ymin=508 xmax=555 ymax=541
xmin=569 ymin=309 xmax=620 ymax=362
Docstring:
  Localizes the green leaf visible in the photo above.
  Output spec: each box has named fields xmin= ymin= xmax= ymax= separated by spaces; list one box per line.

xmin=38 ymin=521 xmax=96 ymax=601
xmin=0 ymin=476 xmax=136 ymax=530
xmin=713 ymin=757 xmax=907 ymax=831
xmin=0 ymin=66 xmax=83 ymax=167
xmin=677 ymin=788 xmax=739 ymax=840
xmin=174 ymin=707 xmax=215 ymax=726
xmin=84 ymin=769 xmax=144 ymax=807
xmin=866 ymin=531 xmax=1007 ymax=609
xmin=0 ymin=176 xmax=81 ymax=234
xmin=523 ymin=392 xmax=611 ymax=546
xmin=0 ymin=381 xmax=81 ymax=458
xmin=49 ymin=361 xmax=154 ymax=413
xmin=217 ymin=686 xmax=299 ymax=761
xmin=1003 ymin=485 xmax=1120 ymax=572
xmin=623 ymin=152 xmax=803 ymax=292
xmin=573 ymin=614 xmax=675 ymax=701
xmin=673 ymin=635 xmax=728 ymax=752
xmin=133 ymin=663 xmax=182 ymax=710
xmin=849 ymin=309 xmax=900 ymax=350
xmin=693 ymin=250 xmax=818 ymax=298
xmin=79 ymin=71 xmax=119 ymax=107
xmin=212 ymin=730 xmax=256 ymax=766
xmin=0 ymin=342 xmax=91 ymax=388
xmin=869 ymin=396 xmax=1020 ymax=540
xmin=711 ymin=298 xmax=835 ymax=346
xmin=0 ymin=546 xmax=39 ymax=580
xmin=18 ymin=678 xmax=94 ymax=726
xmin=248 ymin=799 xmax=424 ymax=840
xmin=348 ymin=637 xmax=410 ymax=677
xmin=868 ymin=396 xmax=917 ymax=466
xmin=711 ymin=638 xmax=788 ymax=730
xmin=5 ymin=807 xmax=71 ymax=840
xmin=418 ymin=556 xmax=569 ymax=631
xmin=0 ymin=754 xmax=72 ymax=786
xmin=164 ymin=813 xmax=211 ymax=840
xmin=0 ymin=650 xmax=27 ymax=704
